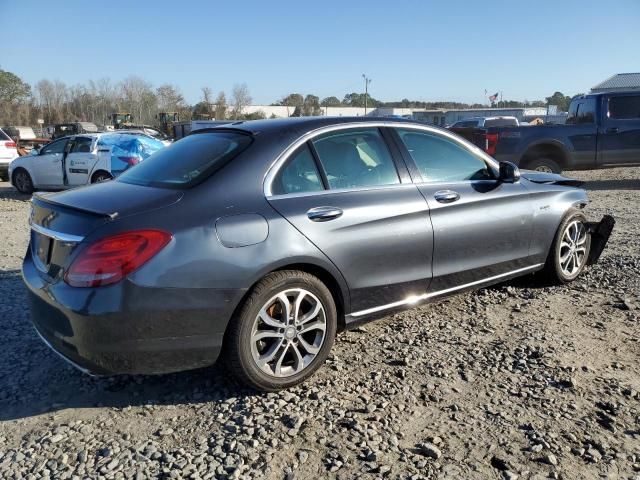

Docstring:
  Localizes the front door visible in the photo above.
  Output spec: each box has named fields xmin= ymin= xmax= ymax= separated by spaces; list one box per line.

xmin=34 ymin=138 xmax=67 ymax=187
xmin=599 ymin=93 xmax=640 ymax=166
xmin=391 ymin=127 xmax=535 ymax=292
xmin=267 ymin=127 xmax=433 ymax=314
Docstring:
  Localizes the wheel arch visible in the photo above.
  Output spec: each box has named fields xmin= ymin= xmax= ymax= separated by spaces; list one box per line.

xmin=519 ymin=140 xmax=570 ymax=170
xmin=91 ymin=169 xmax=112 ymax=183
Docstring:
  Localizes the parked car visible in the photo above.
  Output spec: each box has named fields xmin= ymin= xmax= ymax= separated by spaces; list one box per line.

xmin=450 ymin=116 xmax=520 ymax=128
xmin=23 ymin=117 xmax=613 ymax=391
xmin=2 ymin=125 xmax=36 ymax=141
xmin=449 ymin=91 xmax=640 ymax=173
xmin=117 ymin=125 xmax=172 ymax=145
xmin=9 ymin=132 xmax=165 ymax=193
xmin=52 ymin=122 xmax=99 ymax=139
xmin=0 ymin=127 xmax=19 ymax=180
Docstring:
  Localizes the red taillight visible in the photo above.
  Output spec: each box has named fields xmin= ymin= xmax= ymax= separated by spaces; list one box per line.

xmin=65 ymin=230 xmax=172 ymax=287
xmin=3 ymin=141 xmax=17 ymax=148
xmin=485 ymin=133 xmax=499 ymax=156
xmin=118 ymin=156 xmax=140 ymax=166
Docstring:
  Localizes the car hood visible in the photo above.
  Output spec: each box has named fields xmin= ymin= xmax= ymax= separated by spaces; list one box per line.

xmin=520 ymin=170 xmax=583 ymax=187
xmin=35 ymin=180 xmax=183 ymax=219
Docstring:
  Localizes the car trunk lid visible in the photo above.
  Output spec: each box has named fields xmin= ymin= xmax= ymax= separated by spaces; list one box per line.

xmin=29 ymin=181 xmax=183 ymax=281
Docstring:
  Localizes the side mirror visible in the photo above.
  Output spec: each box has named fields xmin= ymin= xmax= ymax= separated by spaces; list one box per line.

xmin=499 ymin=161 xmax=520 ymax=183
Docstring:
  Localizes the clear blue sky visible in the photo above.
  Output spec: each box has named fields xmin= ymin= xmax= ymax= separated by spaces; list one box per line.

xmin=2 ymin=0 xmax=639 ymax=105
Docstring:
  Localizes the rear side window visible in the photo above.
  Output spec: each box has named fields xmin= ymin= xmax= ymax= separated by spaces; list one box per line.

xmin=609 ymin=95 xmax=640 ymax=119
xmin=117 ymin=131 xmax=252 ymax=188
xmin=312 ymin=128 xmax=399 ymax=190
xmin=273 ymin=144 xmax=324 ymax=195
xmin=566 ymin=99 xmax=596 ymax=124
xmin=396 ymin=128 xmax=492 ymax=182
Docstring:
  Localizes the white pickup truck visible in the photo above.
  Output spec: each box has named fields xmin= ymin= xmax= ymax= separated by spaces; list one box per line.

xmin=9 ymin=132 xmax=165 ymax=194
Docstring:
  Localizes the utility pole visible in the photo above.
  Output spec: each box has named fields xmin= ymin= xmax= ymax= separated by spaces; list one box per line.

xmin=362 ymin=74 xmax=372 ymax=115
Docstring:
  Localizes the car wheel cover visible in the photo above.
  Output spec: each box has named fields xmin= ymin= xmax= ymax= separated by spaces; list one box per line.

xmin=535 ymin=165 xmax=553 ymax=173
xmin=559 ymin=220 xmax=587 ymax=277
xmin=15 ymin=171 xmax=29 ymax=191
xmin=250 ymin=288 xmax=327 ymax=378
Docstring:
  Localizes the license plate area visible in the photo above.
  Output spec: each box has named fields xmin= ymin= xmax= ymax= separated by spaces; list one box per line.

xmin=32 ymin=231 xmax=53 ymax=271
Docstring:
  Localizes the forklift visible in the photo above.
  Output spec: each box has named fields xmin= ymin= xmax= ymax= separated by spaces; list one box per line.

xmin=110 ymin=112 xmax=133 ymax=129
xmin=157 ymin=112 xmax=180 ymax=137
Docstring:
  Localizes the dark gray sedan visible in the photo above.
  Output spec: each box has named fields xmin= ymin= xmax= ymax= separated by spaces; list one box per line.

xmin=23 ymin=117 xmax=613 ymax=391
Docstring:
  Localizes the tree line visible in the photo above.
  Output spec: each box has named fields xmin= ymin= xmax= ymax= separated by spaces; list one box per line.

xmin=0 ymin=67 xmax=578 ymax=128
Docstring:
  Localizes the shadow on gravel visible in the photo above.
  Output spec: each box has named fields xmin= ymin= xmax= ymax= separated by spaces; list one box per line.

xmin=0 ymin=183 xmax=31 ymax=201
xmin=582 ymin=178 xmax=640 ymax=191
xmin=0 ymin=268 xmax=255 ymax=422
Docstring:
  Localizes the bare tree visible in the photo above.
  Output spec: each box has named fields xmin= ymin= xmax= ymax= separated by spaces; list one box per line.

xmin=231 ymin=83 xmax=251 ymax=119
xmin=201 ymin=86 xmax=213 ymax=105
xmin=215 ymin=91 xmax=227 ymax=120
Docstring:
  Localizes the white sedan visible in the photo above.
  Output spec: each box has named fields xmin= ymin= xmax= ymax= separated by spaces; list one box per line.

xmin=0 ymin=127 xmax=19 ymax=181
xmin=9 ymin=132 xmax=165 ymax=194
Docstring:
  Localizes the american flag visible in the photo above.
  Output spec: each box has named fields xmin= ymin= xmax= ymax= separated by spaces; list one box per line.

xmin=489 ymin=92 xmax=499 ymax=102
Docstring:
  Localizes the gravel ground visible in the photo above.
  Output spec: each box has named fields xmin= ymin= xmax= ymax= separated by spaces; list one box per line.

xmin=0 ymin=168 xmax=639 ymax=480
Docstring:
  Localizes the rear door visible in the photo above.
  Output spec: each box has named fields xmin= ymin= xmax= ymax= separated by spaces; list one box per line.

xmin=599 ymin=93 xmax=640 ymax=166
xmin=33 ymin=138 xmax=67 ymax=187
xmin=65 ymin=136 xmax=97 ymax=186
xmin=266 ymin=126 xmax=434 ymax=314
xmin=391 ymin=126 xmax=536 ymax=292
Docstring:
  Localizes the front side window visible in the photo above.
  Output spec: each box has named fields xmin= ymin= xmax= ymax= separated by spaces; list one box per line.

xmin=609 ymin=95 xmax=640 ymax=119
xmin=117 ymin=131 xmax=252 ymax=188
xmin=396 ymin=128 xmax=492 ymax=182
xmin=311 ymin=128 xmax=399 ymax=190
xmin=40 ymin=139 xmax=67 ymax=155
xmin=273 ymin=144 xmax=324 ymax=195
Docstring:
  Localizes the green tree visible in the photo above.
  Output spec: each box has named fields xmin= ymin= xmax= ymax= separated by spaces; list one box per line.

xmin=0 ymin=69 xmax=31 ymax=125
xmin=302 ymin=94 xmax=322 ymax=116
xmin=320 ymin=96 xmax=341 ymax=107
xmin=545 ymin=91 xmax=572 ymax=112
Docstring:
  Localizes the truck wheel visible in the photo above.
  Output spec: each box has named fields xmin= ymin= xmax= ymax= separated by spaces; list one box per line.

xmin=523 ymin=157 xmax=561 ymax=174
xmin=542 ymin=209 xmax=591 ymax=284
xmin=13 ymin=168 xmax=34 ymax=194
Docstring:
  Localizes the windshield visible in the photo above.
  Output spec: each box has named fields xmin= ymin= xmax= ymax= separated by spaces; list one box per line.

xmin=117 ymin=131 xmax=253 ymax=189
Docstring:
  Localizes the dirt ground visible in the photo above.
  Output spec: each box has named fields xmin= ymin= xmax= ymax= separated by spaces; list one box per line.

xmin=0 ymin=168 xmax=638 ymax=480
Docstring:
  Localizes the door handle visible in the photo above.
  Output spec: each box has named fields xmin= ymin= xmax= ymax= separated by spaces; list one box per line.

xmin=306 ymin=206 xmax=343 ymax=222
xmin=606 ymin=127 xmax=619 ymax=134
xmin=434 ymin=190 xmax=460 ymax=203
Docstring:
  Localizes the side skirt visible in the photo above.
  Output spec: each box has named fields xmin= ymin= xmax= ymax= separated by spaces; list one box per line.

xmin=344 ymin=263 xmax=545 ymax=328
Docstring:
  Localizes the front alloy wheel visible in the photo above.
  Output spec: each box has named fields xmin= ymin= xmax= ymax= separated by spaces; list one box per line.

xmin=226 ymin=271 xmax=337 ymax=391
xmin=543 ymin=209 xmax=591 ymax=284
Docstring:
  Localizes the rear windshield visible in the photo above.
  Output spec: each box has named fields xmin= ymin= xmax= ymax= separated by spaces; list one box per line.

xmin=453 ymin=120 xmax=478 ymax=128
xmin=0 ymin=128 xmax=10 ymax=141
xmin=117 ymin=131 xmax=253 ymax=189
xmin=484 ymin=118 xmax=518 ymax=127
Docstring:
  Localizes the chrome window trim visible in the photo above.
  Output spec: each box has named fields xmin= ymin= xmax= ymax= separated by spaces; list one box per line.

xmin=348 ymin=263 xmax=544 ymax=318
xmin=29 ymin=221 xmax=84 ymax=243
xmin=267 ymin=182 xmax=418 ymax=200
xmin=263 ymin=122 xmax=499 ymax=198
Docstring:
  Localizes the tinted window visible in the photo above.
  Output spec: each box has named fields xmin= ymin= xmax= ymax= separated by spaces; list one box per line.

xmin=0 ymin=128 xmax=10 ymax=142
xmin=609 ymin=95 xmax=640 ymax=119
xmin=566 ymin=99 xmax=596 ymax=124
xmin=453 ymin=120 xmax=478 ymax=128
xmin=273 ymin=144 xmax=324 ymax=195
xmin=40 ymin=139 xmax=67 ymax=155
xmin=484 ymin=118 xmax=518 ymax=127
xmin=312 ymin=128 xmax=399 ymax=190
xmin=397 ymin=128 xmax=492 ymax=182
xmin=117 ymin=131 xmax=252 ymax=188
xmin=70 ymin=137 xmax=93 ymax=153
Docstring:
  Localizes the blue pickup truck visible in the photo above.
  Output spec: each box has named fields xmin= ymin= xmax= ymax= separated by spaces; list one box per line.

xmin=450 ymin=91 xmax=640 ymax=173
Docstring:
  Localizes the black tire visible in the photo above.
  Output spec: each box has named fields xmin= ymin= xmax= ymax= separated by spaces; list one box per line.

xmin=523 ymin=157 xmax=562 ymax=174
xmin=91 ymin=171 xmax=112 ymax=183
xmin=542 ymin=209 xmax=591 ymax=284
xmin=225 ymin=270 xmax=337 ymax=391
xmin=12 ymin=168 xmax=34 ymax=194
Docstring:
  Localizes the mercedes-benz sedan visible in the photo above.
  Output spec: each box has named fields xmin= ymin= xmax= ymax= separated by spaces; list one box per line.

xmin=23 ymin=117 xmax=613 ymax=391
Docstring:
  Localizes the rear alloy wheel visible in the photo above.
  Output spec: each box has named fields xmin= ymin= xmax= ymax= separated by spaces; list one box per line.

xmin=226 ymin=271 xmax=337 ymax=391
xmin=13 ymin=169 xmax=34 ymax=194
xmin=543 ymin=209 xmax=591 ymax=284
xmin=91 ymin=171 xmax=112 ymax=183
xmin=524 ymin=157 xmax=562 ymax=174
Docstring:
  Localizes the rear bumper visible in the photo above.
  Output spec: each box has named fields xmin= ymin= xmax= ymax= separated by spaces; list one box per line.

xmin=23 ymin=250 xmax=246 ymax=375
